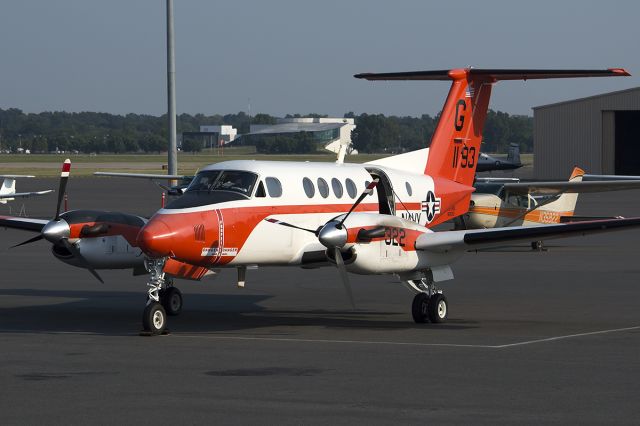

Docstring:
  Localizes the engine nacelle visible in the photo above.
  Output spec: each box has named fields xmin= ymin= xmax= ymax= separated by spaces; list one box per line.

xmin=52 ymin=235 xmax=144 ymax=270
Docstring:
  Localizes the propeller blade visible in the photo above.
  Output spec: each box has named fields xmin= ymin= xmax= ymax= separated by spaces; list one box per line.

xmin=264 ymin=218 xmax=317 ymax=234
xmin=61 ymin=239 xmax=104 ymax=284
xmin=339 ymin=178 xmax=379 ymax=227
xmin=334 ymin=247 xmax=356 ymax=310
xmin=11 ymin=234 xmax=44 ymax=248
xmin=54 ymin=159 xmax=71 ymax=220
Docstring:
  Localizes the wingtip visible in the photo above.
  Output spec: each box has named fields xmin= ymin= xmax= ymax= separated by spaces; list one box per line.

xmin=608 ymin=68 xmax=631 ymax=76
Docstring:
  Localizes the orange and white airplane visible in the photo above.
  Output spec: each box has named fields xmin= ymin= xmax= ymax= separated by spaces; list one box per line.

xmin=460 ymin=167 xmax=640 ymax=231
xmin=4 ymin=67 xmax=640 ymax=335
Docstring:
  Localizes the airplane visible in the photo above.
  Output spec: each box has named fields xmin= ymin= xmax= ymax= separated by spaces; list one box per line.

xmin=476 ymin=143 xmax=522 ymax=172
xmin=4 ymin=67 xmax=640 ymax=336
xmin=0 ymin=175 xmax=53 ymax=203
xmin=459 ymin=167 xmax=640 ymax=231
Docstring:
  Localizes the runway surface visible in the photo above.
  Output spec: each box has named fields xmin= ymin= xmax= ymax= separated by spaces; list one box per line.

xmin=1 ymin=176 xmax=639 ymax=424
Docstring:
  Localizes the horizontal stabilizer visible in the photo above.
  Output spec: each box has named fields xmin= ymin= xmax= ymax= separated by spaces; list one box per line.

xmin=0 ymin=190 xmax=54 ymax=200
xmin=355 ymin=68 xmax=630 ymax=81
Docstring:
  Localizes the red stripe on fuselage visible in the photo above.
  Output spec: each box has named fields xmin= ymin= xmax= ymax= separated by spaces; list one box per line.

xmin=144 ymin=201 xmax=426 ymax=267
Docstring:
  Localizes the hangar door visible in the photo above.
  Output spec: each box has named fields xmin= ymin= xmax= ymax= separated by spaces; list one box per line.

xmin=615 ymin=111 xmax=640 ymax=174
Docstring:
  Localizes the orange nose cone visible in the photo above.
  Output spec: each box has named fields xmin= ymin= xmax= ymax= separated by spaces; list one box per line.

xmin=137 ymin=219 xmax=175 ymax=257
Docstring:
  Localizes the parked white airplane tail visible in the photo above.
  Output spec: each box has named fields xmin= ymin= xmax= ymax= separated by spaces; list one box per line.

xmin=0 ymin=175 xmax=53 ymax=204
xmin=0 ymin=177 xmax=19 ymax=204
xmin=540 ymin=167 xmax=584 ymax=214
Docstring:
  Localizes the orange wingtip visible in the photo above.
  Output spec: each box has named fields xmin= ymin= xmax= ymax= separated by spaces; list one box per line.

xmin=608 ymin=68 xmax=631 ymax=76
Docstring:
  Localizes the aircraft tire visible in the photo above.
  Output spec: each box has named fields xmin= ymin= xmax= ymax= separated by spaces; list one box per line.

xmin=142 ymin=302 xmax=167 ymax=335
xmin=427 ymin=293 xmax=448 ymax=323
xmin=411 ymin=293 xmax=429 ymax=323
xmin=531 ymin=241 xmax=543 ymax=251
xmin=161 ymin=287 xmax=183 ymax=316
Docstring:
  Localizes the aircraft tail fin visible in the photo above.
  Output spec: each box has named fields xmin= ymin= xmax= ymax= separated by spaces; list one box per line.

xmin=355 ymin=68 xmax=629 ymax=226
xmin=0 ymin=178 xmax=16 ymax=196
xmin=507 ymin=143 xmax=521 ymax=165
xmin=0 ymin=178 xmax=16 ymax=204
xmin=545 ymin=167 xmax=585 ymax=214
xmin=355 ymin=68 xmax=629 ymax=186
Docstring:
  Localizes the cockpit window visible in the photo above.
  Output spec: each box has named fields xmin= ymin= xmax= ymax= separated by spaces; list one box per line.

xmin=186 ymin=170 xmax=257 ymax=196
xmin=187 ymin=170 xmax=222 ymax=191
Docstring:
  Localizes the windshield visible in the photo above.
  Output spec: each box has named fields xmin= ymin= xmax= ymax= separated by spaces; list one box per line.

xmin=186 ymin=170 xmax=258 ymax=196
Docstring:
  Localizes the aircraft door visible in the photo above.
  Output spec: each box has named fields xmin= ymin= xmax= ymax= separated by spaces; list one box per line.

xmin=366 ymin=168 xmax=395 ymax=215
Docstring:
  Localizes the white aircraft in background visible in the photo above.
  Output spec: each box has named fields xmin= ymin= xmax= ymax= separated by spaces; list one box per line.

xmin=3 ymin=67 xmax=640 ymax=336
xmin=460 ymin=167 xmax=640 ymax=230
xmin=0 ymin=175 xmax=53 ymax=204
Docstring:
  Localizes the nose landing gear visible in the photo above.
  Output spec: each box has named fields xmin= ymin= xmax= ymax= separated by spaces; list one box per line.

xmin=141 ymin=257 xmax=183 ymax=335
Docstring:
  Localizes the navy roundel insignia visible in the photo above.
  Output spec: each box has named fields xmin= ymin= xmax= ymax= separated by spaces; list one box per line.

xmin=421 ymin=191 xmax=441 ymax=224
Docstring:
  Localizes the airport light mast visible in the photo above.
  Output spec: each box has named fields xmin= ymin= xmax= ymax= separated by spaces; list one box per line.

xmin=166 ymin=0 xmax=178 ymax=181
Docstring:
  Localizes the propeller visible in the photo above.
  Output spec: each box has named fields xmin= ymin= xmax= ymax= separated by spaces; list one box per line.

xmin=12 ymin=159 xmax=104 ymax=283
xmin=265 ymin=178 xmax=379 ymax=309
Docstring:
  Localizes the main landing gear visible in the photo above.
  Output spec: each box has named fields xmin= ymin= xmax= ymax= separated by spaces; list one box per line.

xmin=409 ymin=278 xmax=448 ymax=324
xmin=141 ymin=257 xmax=184 ymax=335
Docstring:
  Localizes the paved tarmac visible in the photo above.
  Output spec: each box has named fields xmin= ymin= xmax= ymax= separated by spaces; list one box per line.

xmin=0 ymin=175 xmax=639 ymax=424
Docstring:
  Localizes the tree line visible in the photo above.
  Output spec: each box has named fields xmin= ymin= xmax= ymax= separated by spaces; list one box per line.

xmin=0 ymin=108 xmax=532 ymax=154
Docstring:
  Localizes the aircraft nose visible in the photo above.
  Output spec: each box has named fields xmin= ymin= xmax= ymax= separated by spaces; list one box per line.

xmin=137 ymin=218 xmax=175 ymax=257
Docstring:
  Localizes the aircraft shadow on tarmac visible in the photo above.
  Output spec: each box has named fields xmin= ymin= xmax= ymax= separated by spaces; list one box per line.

xmin=0 ymin=289 xmax=478 ymax=335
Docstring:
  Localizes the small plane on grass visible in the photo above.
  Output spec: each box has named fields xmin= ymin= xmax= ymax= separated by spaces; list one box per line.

xmin=0 ymin=175 xmax=53 ymax=204
xmin=461 ymin=167 xmax=640 ymax=230
xmin=3 ymin=67 xmax=640 ymax=336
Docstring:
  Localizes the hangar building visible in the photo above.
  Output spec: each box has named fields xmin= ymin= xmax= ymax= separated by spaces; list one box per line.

xmin=534 ymin=87 xmax=640 ymax=179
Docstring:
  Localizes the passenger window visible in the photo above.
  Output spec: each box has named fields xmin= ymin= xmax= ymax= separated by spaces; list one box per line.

xmin=317 ymin=178 xmax=329 ymax=198
xmin=405 ymin=182 xmax=413 ymax=196
xmin=331 ymin=178 xmax=343 ymax=198
xmin=255 ymin=181 xmax=266 ymax=197
xmin=265 ymin=177 xmax=282 ymax=197
xmin=303 ymin=177 xmax=315 ymax=198
xmin=345 ymin=178 xmax=357 ymax=199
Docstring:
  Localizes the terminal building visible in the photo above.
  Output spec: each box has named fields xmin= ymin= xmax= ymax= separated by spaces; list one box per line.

xmin=534 ymin=87 xmax=640 ymax=179
xmin=246 ymin=117 xmax=356 ymax=154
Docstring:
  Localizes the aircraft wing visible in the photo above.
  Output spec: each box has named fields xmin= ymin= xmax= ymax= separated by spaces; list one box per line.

xmin=94 ymin=172 xmax=191 ymax=180
xmin=502 ymin=180 xmax=640 ymax=196
xmin=416 ymin=217 xmax=640 ymax=253
xmin=0 ymin=216 xmax=49 ymax=232
xmin=0 ymin=190 xmax=54 ymax=199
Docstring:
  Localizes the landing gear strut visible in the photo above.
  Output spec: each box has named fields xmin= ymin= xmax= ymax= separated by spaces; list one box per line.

xmin=141 ymin=257 xmax=181 ymax=335
xmin=410 ymin=278 xmax=448 ymax=324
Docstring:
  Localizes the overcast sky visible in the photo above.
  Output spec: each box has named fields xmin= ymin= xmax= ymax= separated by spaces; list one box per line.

xmin=1 ymin=0 xmax=638 ymax=117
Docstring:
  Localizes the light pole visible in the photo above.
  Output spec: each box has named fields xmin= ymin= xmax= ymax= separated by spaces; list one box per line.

xmin=166 ymin=0 xmax=178 ymax=183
